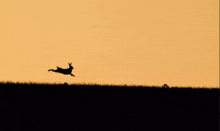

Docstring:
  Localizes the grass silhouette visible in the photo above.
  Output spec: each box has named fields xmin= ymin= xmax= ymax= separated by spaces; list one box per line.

xmin=0 ymin=81 xmax=218 ymax=131
xmin=0 ymin=80 xmax=218 ymax=89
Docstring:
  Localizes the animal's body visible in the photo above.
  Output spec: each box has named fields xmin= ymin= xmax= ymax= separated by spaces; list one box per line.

xmin=48 ymin=63 xmax=75 ymax=77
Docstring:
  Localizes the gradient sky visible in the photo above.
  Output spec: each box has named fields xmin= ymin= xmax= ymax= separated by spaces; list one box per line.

xmin=0 ymin=0 xmax=219 ymax=88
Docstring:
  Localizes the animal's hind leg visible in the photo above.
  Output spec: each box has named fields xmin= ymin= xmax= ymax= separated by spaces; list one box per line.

xmin=48 ymin=69 xmax=54 ymax=71
xmin=70 ymin=74 xmax=75 ymax=77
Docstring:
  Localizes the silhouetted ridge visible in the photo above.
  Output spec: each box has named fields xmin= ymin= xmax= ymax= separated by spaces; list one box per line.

xmin=0 ymin=81 xmax=218 ymax=131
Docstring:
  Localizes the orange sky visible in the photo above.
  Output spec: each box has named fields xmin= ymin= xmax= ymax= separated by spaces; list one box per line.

xmin=0 ymin=0 xmax=219 ymax=88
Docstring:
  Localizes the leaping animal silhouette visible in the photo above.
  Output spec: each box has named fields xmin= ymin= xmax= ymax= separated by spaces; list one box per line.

xmin=48 ymin=63 xmax=75 ymax=77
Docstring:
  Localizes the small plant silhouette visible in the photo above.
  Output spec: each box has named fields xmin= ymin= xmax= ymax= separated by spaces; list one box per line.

xmin=48 ymin=63 xmax=75 ymax=77
xmin=162 ymin=84 xmax=169 ymax=89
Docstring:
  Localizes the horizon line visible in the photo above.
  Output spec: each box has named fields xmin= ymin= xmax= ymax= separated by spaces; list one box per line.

xmin=0 ymin=80 xmax=218 ymax=89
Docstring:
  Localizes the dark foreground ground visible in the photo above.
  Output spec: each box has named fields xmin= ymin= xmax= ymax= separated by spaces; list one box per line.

xmin=0 ymin=82 xmax=219 ymax=131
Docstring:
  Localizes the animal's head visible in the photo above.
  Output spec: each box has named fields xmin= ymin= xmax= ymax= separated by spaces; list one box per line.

xmin=68 ymin=62 xmax=74 ymax=69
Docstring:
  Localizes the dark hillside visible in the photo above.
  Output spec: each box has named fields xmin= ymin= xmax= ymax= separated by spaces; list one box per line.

xmin=0 ymin=82 xmax=218 ymax=131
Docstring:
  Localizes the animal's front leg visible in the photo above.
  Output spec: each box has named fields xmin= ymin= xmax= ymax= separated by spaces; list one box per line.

xmin=70 ymin=74 xmax=75 ymax=77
